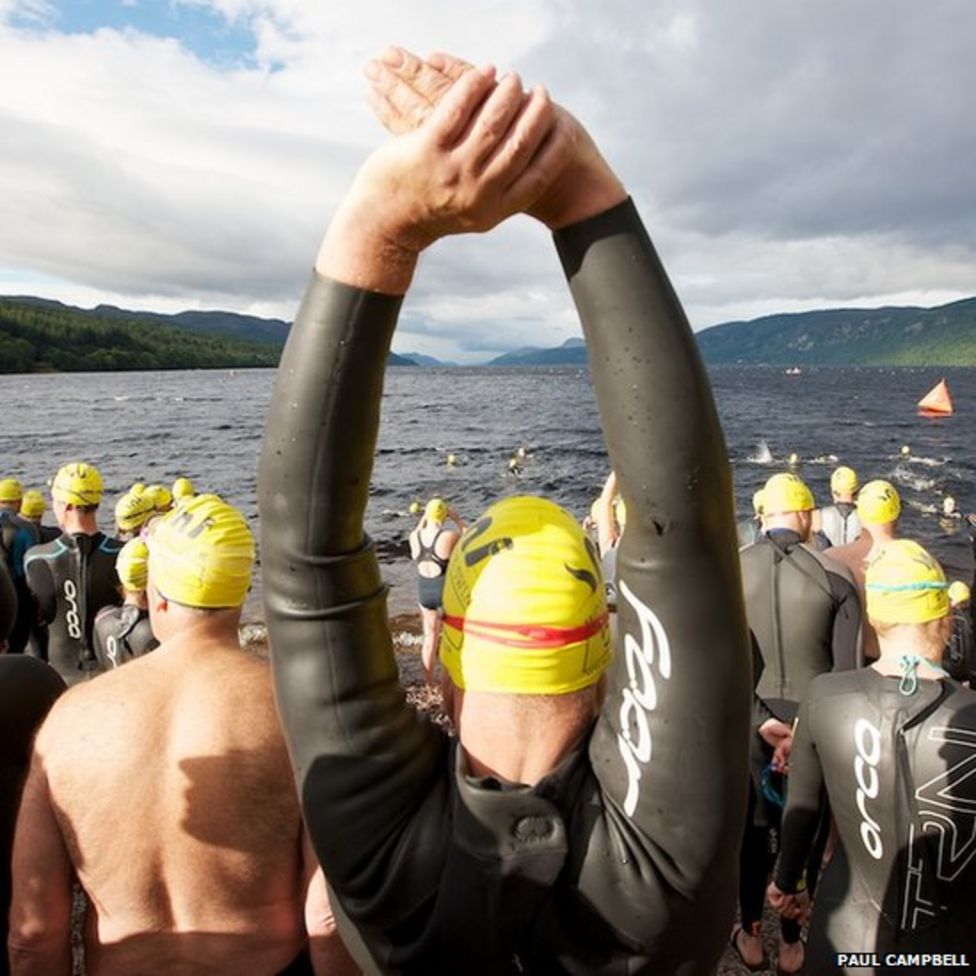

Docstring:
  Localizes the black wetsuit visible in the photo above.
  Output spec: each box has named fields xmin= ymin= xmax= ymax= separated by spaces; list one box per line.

xmin=259 ymin=199 xmax=752 ymax=974
xmin=0 ymin=510 xmax=40 ymax=654
xmin=777 ymin=669 xmax=976 ymax=973
xmin=24 ymin=532 xmax=124 ymax=686
xmin=0 ymin=558 xmax=15 ymax=644
xmin=93 ymin=603 xmax=158 ymax=669
xmin=413 ymin=526 xmax=450 ymax=610
xmin=0 ymin=655 xmax=66 ymax=976
xmin=738 ymin=529 xmax=862 ymax=942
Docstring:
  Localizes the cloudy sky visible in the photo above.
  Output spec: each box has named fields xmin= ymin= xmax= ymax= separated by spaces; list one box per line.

xmin=1 ymin=1 xmax=973 ymax=363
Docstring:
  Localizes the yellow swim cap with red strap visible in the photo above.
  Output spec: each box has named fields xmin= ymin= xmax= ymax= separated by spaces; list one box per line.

xmin=439 ymin=496 xmax=611 ymax=695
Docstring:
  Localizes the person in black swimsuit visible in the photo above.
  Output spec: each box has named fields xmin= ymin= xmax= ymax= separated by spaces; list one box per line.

xmin=258 ymin=48 xmax=750 ymax=975
xmin=768 ymin=539 xmax=976 ymax=974
xmin=408 ymin=498 xmax=464 ymax=679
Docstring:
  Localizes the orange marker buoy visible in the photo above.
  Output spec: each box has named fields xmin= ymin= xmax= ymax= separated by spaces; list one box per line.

xmin=917 ymin=378 xmax=953 ymax=418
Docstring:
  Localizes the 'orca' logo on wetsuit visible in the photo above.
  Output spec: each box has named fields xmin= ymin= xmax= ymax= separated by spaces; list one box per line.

xmin=616 ymin=580 xmax=672 ymax=817
xmin=854 ymin=717 xmax=884 ymax=860
xmin=63 ymin=578 xmax=82 ymax=641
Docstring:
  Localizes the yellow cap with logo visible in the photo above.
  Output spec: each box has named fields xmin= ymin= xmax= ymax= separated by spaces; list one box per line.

xmin=830 ymin=466 xmax=859 ymax=495
xmin=19 ymin=489 xmax=46 ymax=518
xmin=116 ymin=538 xmax=150 ymax=592
xmin=949 ymin=581 xmax=971 ymax=607
xmin=0 ymin=478 xmax=24 ymax=503
xmin=115 ymin=490 xmax=156 ymax=533
xmin=762 ymin=473 xmax=815 ymax=514
xmin=52 ymin=462 xmax=103 ymax=507
xmin=425 ymin=498 xmax=448 ymax=523
xmin=857 ymin=480 xmax=901 ymax=525
xmin=172 ymin=477 xmax=195 ymax=501
xmin=865 ymin=539 xmax=948 ymax=624
xmin=439 ymin=496 xmax=611 ymax=695
xmin=148 ymin=493 xmax=254 ymax=609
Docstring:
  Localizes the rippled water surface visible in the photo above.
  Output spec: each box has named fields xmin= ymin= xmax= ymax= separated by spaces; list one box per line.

xmin=3 ymin=364 xmax=974 ymax=617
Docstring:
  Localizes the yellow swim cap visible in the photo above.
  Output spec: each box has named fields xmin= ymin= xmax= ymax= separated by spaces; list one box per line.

xmin=949 ymin=581 xmax=971 ymax=607
xmin=52 ymin=462 xmax=103 ymax=507
xmin=0 ymin=478 xmax=24 ymax=503
xmin=116 ymin=538 xmax=149 ymax=593
xmin=762 ymin=473 xmax=815 ymax=514
xmin=19 ymin=490 xmax=46 ymax=519
xmin=172 ymin=477 xmax=195 ymax=501
xmin=439 ymin=496 xmax=611 ymax=695
xmin=145 ymin=484 xmax=173 ymax=513
xmin=857 ymin=480 xmax=901 ymax=525
xmin=752 ymin=489 xmax=765 ymax=516
xmin=865 ymin=540 xmax=948 ymax=625
xmin=131 ymin=482 xmax=147 ymax=495
xmin=425 ymin=498 xmax=448 ymax=523
xmin=115 ymin=490 xmax=156 ymax=533
xmin=830 ymin=466 xmax=859 ymax=495
xmin=148 ymin=494 xmax=255 ymax=609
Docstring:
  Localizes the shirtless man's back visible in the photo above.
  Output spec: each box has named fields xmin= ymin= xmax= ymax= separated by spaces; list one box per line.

xmin=9 ymin=495 xmax=349 ymax=975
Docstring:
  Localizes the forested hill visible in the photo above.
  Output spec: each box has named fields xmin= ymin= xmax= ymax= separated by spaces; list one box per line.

xmin=695 ymin=297 xmax=976 ymax=365
xmin=0 ymin=297 xmax=415 ymax=372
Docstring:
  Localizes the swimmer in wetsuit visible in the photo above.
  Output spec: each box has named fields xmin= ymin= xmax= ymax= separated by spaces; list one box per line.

xmin=9 ymin=494 xmax=356 ymax=976
xmin=408 ymin=498 xmax=464 ymax=679
xmin=18 ymin=491 xmax=60 ymax=544
xmin=92 ymin=538 xmax=159 ymax=668
xmin=735 ymin=470 xmax=862 ymax=973
xmin=0 ymin=479 xmax=40 ymax=655
xmin=0 ymin=655 xmax=65 ymax=976
xmin=258 ymin=48 xmax=750 ymax=975
xmin=813 ymin=465 xmax=862 ymax=548
xmin=768 ymin=540 xmax=976 ymax=974
xmin=23 ymin=463 xmax=123 ymax=685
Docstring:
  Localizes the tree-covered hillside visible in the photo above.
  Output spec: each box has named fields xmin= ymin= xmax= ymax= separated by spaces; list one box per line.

xmin=0 ymin=299 xmax=281 ymax=373
xmin=0 ymin=298 xmax=417 ymax=373
xmin=695 ymin=297 xmax=976 ymax=365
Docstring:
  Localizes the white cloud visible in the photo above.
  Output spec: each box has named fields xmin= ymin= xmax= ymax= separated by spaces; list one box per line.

xmin=1 ymin=0 xmax=974 ymax=362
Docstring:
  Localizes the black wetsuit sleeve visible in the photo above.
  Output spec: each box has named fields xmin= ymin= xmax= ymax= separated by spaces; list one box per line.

xmin=828 ymin=569 xmax=862 ymax=671
xmin=775 ymin=696 xmax=825 ymax=892
xmin=258 ymin=275 xmax=448 ymax=892
xmin=24 ymin=555 xmax=55 ymax=626
xmin=554 ymin=200 xmax=752 ymax=885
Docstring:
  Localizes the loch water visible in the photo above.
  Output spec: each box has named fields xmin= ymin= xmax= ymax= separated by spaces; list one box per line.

xmin=3 ymin=364 xmax=974 ymax=618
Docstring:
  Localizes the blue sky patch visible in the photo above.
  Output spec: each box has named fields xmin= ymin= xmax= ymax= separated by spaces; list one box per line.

xmin=37 ymin=1 xmax=260 ymax=68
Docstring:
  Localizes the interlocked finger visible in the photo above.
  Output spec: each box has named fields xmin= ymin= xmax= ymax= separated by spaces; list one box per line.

xmin=456 ymin=73 xmax=527 ymax=172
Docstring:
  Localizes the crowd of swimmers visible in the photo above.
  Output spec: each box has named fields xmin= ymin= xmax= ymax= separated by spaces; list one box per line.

xmin=3 ymin=45 xmax=976 ymax=976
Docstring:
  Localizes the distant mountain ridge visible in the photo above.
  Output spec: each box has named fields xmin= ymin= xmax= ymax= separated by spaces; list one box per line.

xmin=483 ymin=299 xmax=976 ymax=366
xmin=488 ymin=337 xmax=587 ymax=366
xmin=0 ymin=295 xmax=416 ymax=372
xmin=695 ymin=297 xmax=976 ymax=365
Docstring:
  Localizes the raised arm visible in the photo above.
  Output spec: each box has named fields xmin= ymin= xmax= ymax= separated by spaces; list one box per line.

xmin=259 ymin=66 xmax=575 ymax=898
xmin=554 ymin=197 xmax=751 ymax=888
xmin=367 ymin=45 xmax=752 ymax=894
